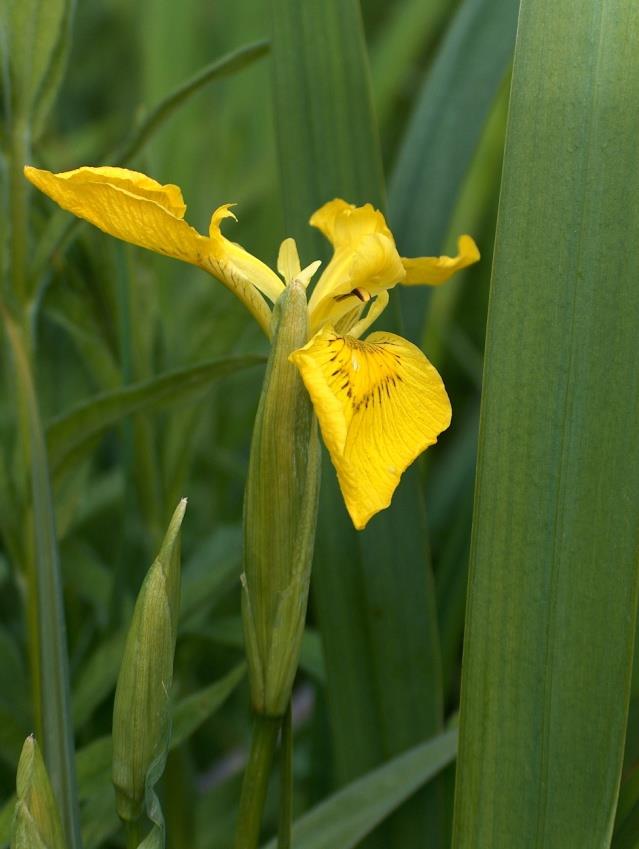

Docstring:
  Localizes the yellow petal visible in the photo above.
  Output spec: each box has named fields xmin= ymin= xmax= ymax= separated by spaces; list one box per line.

xmin=310 ymin=199 xmax=392 ymax=247
xmin=401 ymin=235 xmax=480 ymax=285
xmin=290 ymin=327 xmax=451 ymax=529
xmin=24 ymin=165 xmax=277 ymax=335
xmin=277 ymin=237 xmax=302 ymax=283
xmin=24 ymin=165 xmax=208 ymax=264
xmin=308 ymin=200 xmax=405 ymax=332
xmin=207 ymin=205 xmax=284 ymax=303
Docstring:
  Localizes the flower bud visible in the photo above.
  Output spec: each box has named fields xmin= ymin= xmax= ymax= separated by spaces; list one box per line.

xmin=12 ymin=736 xmax=66 ymax=849
xmin=112 ymin=499 xmax=186 ymax=822
xmin=242 ymin=280 xmax=321 ymax=717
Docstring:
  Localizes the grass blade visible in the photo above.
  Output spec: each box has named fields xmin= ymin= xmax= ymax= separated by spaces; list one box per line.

xmin=111 ymin=40 xmax=269 ymax=165
xmin=46 ymin=355 xmax=264 ymax=474
xmin=452 ymin=1 xmax=639 ymax=845
xmin=261 ymin=729 xmax=457 ymax=849
xmin=389 ymin=0 xmax=519 ymax=343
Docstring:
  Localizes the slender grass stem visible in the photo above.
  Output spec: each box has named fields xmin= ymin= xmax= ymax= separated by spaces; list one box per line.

xmin=277 ymin=703 xmax=293 ymax=849
xmin=9 ymin=114 xmax=31 ymax=305
xmin=233 ymin=715 xmax=281 ymax=849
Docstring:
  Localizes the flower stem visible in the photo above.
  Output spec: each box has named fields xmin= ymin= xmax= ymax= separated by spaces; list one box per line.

xmin=233 ymin=714 xmax=281 ymax=849
xmin=125 ymin=819 xmax=143 ymax=849
xmin=277 ymin=703 xmax=293 ymax=849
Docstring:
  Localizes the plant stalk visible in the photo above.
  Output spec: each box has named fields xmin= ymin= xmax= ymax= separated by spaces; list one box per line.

xmin=277 ymin=703 xmax=293 ymax=849
xmin=233 ymin=715 xmax=281 ymax=849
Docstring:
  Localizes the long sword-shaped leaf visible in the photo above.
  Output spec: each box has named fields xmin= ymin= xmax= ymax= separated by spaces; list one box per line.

xmin=452 ymin=1 xmax=639 ymax=846
xmin=46 ymin=355 xmax=264 ymax=474
xmin=2 ymin=310 xmax=81 ymax=849
xmin=389 ymin=0 xmax=519 ymax=344
xmin=268 ymin=3 xmax=445 ymax=847
xmin=261 ymin=730 xmax=457 ymax=849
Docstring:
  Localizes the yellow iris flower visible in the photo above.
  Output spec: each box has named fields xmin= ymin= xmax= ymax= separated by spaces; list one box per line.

xmin=24 ymin=165 xmax=479 ymax=529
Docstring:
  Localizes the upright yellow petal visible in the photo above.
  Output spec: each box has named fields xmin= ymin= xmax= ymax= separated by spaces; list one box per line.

xmin=308 ymin=200 xmax=405 ymax=333
xmin=401 ymin=235 xmax=480 ymax=285
xmin=290 ymin=327 xmax=451 ymax=529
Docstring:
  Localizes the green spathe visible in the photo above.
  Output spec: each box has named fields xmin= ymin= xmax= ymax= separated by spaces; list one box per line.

xmin=241 ymin=280 xmax=321 ymax=717
xmin=111 ymin=499 xmax=186 ymax=822
xmin=12 ymin=736 xmax=66 ymax=849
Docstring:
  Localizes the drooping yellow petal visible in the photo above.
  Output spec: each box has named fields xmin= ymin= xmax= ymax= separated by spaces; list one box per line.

xmin=290 ymin=327 xmax=451 ymax=529
xmin=401 ymin=235 xmax=480 ymax=285
xmin=308 ymin=200 xmax=405 ymax=331
xmin=24 ymin=165 xmax=279 ymax=335
xmin=24 ymin=165 xmax=208 ymax=263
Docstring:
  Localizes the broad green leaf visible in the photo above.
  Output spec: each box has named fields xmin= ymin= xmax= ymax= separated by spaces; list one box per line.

xmin=370 ymin=0 xmax=455 ymax=127
xmin=261 ymin=729 xmax=457 ymax=849
xmin=389 ymin=0 xmax=519 ymax=344
xmin=452 ymin=2 xmax=639 ymax=846
xmin=268 ymin=3 xmax=445 ymax=847
xmin=46 ymin=356 xmax=264 ymax=474
xmin=268 ymin=0 xmax=385 ymax=252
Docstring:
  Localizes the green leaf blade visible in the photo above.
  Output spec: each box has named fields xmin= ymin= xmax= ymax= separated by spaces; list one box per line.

xmin=261 ymin=730 xmax=457 ymax=849
xmin=452 ymin=1 xmax=639 ymax=846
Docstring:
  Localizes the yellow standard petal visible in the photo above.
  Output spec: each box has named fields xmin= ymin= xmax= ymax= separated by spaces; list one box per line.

xmin=290 ymin=326 xmax=451 ymax=529
xmin=308 ymin=200 xmax=405 ymax=331
xmin=401 ymin=235 xmax=480 ymax=285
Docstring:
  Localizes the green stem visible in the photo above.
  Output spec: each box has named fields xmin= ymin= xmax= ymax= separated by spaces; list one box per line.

xmin=233 ymin=715 xmax=281 ymax=849
xmin=125 ymin=819 xmax=143 ymax=849
xmin=9 ymin=114 xmax=31 ymax=305
xmin=277 ymin=703 xmax=293 ymax=849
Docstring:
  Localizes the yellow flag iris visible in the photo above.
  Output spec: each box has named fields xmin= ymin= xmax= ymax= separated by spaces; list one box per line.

xmin=24 ymin=165 xmax=479 ymax=529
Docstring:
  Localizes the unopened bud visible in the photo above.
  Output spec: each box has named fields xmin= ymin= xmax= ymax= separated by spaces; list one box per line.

xmin=112 ymin=499 xmax=186 ymax=821
xmin=242 ymin=281 xmax=321 ymax=717
xmin=12 ymin=736 xmax=66 ymax=849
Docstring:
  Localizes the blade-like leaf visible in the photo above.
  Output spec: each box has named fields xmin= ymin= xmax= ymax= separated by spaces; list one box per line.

xmin=268 ymin=3 xmax=445 ymax=847
xmin=46 ymin=356 xmax=264 ymax=474
xmin=452 ymin=1 xmax=639 ymax=846
xmin=2 ymin=310 xmax=81 ymax=849
xmin=389 ymin=0 xmax=519 ymax=344
xmin=261 ymin=730 xmax=457 ymax=849
xmin=171 ymin=663 xmax=246 ymax=750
